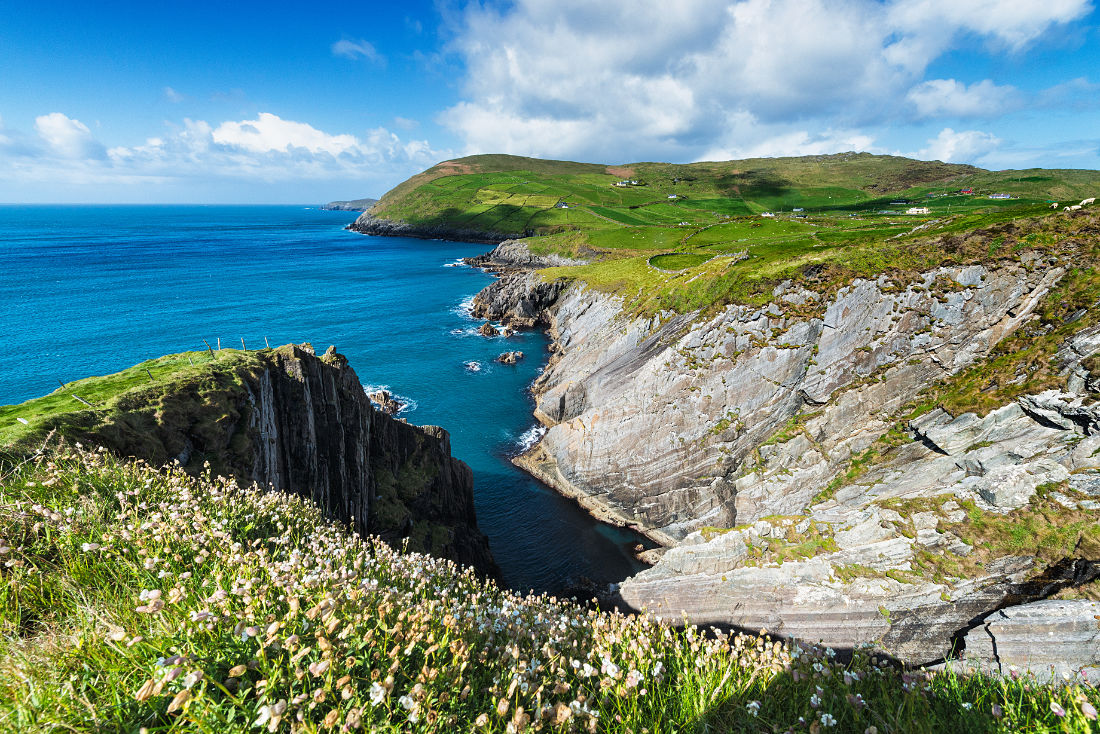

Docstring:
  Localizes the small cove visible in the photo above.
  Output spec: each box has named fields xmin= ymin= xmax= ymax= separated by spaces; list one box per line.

xmin=0 ymin=204 xmax=650 ymax=593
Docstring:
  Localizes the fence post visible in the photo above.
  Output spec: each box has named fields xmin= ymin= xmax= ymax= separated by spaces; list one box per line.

xmin=203 ymin=339 xmax=216 ymax=360
xmin=241 ymin=337 xmax=246 ymax=351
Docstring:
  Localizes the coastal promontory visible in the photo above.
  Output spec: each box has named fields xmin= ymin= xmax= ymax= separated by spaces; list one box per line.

xmin=1 ymin=342 xmax=498 ymax=577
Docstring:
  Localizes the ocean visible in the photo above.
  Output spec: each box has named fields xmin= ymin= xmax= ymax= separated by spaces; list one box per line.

xmin=0 ymin=204 xmax=647 ymax=593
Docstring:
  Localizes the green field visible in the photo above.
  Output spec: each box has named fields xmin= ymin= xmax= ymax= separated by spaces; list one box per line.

xmin=367 ymin=153 xmax=1100 ymax=315
xmin=649 ymin=253 xmax=713 ymax=271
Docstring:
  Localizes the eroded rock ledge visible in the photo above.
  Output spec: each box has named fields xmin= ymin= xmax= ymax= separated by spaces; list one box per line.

xmin=470 ymin=243 xmax=1100 ymax=664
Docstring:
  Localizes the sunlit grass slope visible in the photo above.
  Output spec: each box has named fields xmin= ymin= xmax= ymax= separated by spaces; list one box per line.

xmin=1 ymin=446 xmax=1097 ymax=732
xmin=366 ymin=153 xmax=1100 ymax=316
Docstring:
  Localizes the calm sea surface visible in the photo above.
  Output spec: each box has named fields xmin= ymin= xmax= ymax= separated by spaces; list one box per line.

xmin=0 ymin=204 xmax=646 ymax=592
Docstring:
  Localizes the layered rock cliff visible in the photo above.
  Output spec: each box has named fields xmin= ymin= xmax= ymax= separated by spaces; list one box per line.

xmin=470 ymin=226 xmax=1100 ymax=664
xmin=43 ymin=344 xmax=498 ymax=577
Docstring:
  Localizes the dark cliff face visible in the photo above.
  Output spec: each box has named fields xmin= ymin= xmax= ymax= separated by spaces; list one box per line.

xmin=470 ymin=271 xmax=567 ymax=328
xmin=250 ymin=345 xmax=497 ymax=578
xmin=47 ymin=344 xmax=499 ymax=578
xmin=348 ymin=212 xmax=515 ymax=245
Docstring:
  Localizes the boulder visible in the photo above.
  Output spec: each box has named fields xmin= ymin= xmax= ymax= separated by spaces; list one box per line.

xmin=478 ymin=322 xmax=500 ymax=337
xmin=367 ymin=389 xmax=404 ymax=416
xmin=498 ymin=351 xmax=524 ymax=365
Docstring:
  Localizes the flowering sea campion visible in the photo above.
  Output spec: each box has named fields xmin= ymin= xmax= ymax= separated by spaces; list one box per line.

xmin=0 ymin=444 xmax=1097 ymax=732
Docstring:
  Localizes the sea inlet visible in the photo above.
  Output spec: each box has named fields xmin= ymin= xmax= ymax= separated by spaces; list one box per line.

xmin=0 ymin=204 xmax=648 ymax=593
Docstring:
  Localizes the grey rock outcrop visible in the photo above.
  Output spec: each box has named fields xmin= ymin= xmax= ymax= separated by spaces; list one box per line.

xmin=619 ymin=394 xmax=1100 ymax=662
xmin=471 ymin=271 xmax=569 ymax=328
xmin=467 ymin=239 xmax=590 ymax=271
xmin=498 ymin=351 xmax=524 ymax=365
xmin=472 ymin=242 xmax=1100 ymax=662
xmin=485 ymin=261 xmax=1067 ymax=543
xmin=957 ymin=600 xmax=1100 ymax=682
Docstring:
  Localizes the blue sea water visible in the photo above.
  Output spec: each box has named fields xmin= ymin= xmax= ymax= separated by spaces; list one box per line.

xmin=0 ymin=204 xmax=647 ymax=593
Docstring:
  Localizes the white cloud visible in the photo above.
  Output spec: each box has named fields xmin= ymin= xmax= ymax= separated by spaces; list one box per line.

xmin=34 ymin=112 xmax=105 ymax=159
xmin=441 ymin=0 xmax=1091 ymax=162
xmin=907 ymin=79 xmax=1019 ymax=119
xmin=331 ymin=39 xmax=384 ymax=65
xmin=699 ymin=128 xmax=878 ymax=162
xmin=1 ymin=110 xmax=444 ymax=200
xmin=917 ymin=127 xmax=1002 ymax=163
xmin=164 ymin=86 xmax=184 ymax=103
xmin=887 ymin=0 xmax=1092 ymax=53
xmin=212 ymin=113 xmax=360 ymax=155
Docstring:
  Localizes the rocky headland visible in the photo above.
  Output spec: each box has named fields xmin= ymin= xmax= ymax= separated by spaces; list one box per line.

xmin=469 ymin=224 xmax=1100 ymax=669
xmin=350 ymin=211 xmax=515 ymax=244
xmin=321 ymin=198 xmax=378 ymax=212
xmin=17 ymin=343 xmax=498 ymax=578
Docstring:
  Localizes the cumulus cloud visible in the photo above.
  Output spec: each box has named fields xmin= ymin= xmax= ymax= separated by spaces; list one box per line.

xmin=906 ymin=79 xmax=1019 ymax=119
xmin=34 ymin=112 xmax=105 ymax=159
xmin=917 ymin=127 xmax=1002 ymax=163
xmin=1 ymin=110 xmax=443 ymax=197
xmin=212 ymin=113 xmax=360 ymax=155
xmin=331 ymin=38 xmax=385 ymax=65
xmin=698 ymin=128 xmax=878 ymax=162
xmin=886 ymin=0 xmax=1092 ymax=54
xmin=440 ymin=0 xmax=1090 ymax=162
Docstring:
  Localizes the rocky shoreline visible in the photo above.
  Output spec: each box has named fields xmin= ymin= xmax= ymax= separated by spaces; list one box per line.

xmin=465 ymin=233 xmax=1100 ymax=670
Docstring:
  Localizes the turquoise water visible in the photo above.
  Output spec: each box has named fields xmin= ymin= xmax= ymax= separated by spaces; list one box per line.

xmin=0 ymin=205 xmax=647 ymax=592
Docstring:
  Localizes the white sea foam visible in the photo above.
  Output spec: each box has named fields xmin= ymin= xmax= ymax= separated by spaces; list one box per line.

xmin=464 ymin=361 xmax=482 ymax=373
xmin=361 ymin=384 xmax=417 ymax=414
xmin=452 ymin=294 xmax=477 ymax=319
xmin=516 ymin=424 xmax=546 ymax=452
xmin=442 ymin=258 xmax=468 ymax=268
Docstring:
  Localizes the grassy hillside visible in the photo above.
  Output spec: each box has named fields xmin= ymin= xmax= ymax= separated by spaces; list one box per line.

xmin=0 ymin=349 xmax=265 ymax=477
xmin=2 ymin=446 xmax=1098 ymax=732
xmin=368 ymin=153 xmax=1100 ymax=315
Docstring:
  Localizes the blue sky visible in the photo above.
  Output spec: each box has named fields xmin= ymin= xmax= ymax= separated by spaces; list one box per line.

xmin=1 ymin=0 xmax=1099 ymax=203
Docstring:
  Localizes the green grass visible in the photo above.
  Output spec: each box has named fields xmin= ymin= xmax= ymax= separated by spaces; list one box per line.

xmin=2 ymin=446 xmax=1098 ymax=732
xmin=367 ymin=152 xmax=1100 ymax=317
xmin=0 ymin=349 xmax=259 ymax=452
xmin=649 ymin=253 xmax=713 ymax=271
